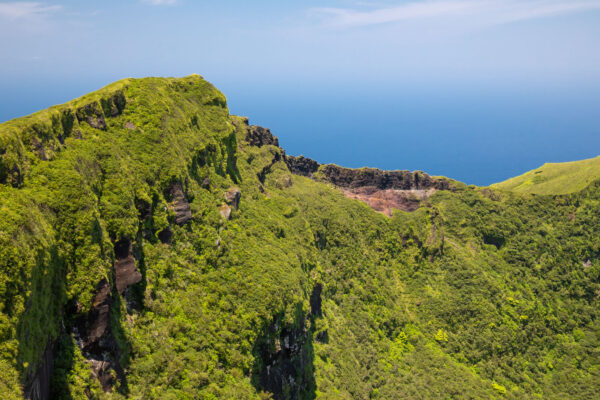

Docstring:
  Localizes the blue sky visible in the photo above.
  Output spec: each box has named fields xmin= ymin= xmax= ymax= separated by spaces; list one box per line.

xmin=1 ymin=1 xmax=600 ymax=184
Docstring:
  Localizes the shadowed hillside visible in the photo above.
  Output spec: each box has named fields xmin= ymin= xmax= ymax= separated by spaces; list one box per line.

xmin=0 ymin=76 xmax=599 ymax=400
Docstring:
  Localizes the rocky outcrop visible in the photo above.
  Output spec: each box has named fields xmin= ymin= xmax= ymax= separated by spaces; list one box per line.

xmin=246 ymin=125 xmax=279 ymax=147
xmin=73 ymin=279 xmax=120 ymax=393
xmin=75 ymin=91 xmax=125 ymax=130
xmin=224 ymin=187 xmax=241 ymax=210
xmin=114 ymin=239 xmax=142 ymax=295
xmin=100 ymin=91 xmax=126 ymax=118
xmin=170 ymin=183 xmax=193 ymax=225
xmin=285 ymin=155 xmax=319 ymax=178
xmin=76 ymin=102 xmax=107 ymax=130
xmin=23 ymin=341 xmax=55 ymax=400
xmin=285 ymin=155 xmax=451 ymax=215
xmin=218 ymin=204 xmax=232 ymax=220
xmin=253 ymin=315 xmax=314 ymax=400
xmin=219 ymin=187 xmax=241 ymax=220
xmin=257 ymin=151 xmax=283 ymax=185
xmin=319 ymin=164 xmax=450 ymax=191
xmin=82 ymin=280 xmax=112 ymax=352
xmin=71 ymin=239 xmax=141 ymax=393
xmin=253 ymin=284 xmax=324 ymax=399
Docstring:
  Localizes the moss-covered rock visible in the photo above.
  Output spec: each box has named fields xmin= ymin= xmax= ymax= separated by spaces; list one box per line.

xmin=0 ymin=76 xmax=599 ymax=400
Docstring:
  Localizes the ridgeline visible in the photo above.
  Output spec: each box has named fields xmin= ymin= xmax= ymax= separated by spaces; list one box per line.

xmin=0 ymin=76 xmax=598 ymax=399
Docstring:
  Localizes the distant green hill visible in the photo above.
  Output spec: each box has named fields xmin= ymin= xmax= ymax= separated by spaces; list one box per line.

xmin=1 ymin=76 xmax=599 ymax=400
xmin=491 ymin=156 xmax=600 ymax=195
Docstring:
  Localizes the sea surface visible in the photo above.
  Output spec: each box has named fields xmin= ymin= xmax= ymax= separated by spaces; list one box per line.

xmin=2 ymin=79 xmax=599 ymax=186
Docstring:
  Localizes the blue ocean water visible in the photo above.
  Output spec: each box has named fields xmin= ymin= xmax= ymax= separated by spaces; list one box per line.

xmin=2 ymin=79 xmax=599 ymax=186
xmin=223 ymin=81 xmax=600 ymax=186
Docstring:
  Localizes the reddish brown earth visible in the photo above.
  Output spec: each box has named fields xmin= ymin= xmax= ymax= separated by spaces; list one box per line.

xmin=343 ymin=187 xmax=437 ymax=216
xmin=240 ymin=129 xmax=452 ymax=216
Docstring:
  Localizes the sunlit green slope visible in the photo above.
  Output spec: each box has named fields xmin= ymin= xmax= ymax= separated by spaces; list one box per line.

xmin=491 ymin=156 xmax=600 ymax=195
xmin=0 ymin=76 xmax=599 ymax=400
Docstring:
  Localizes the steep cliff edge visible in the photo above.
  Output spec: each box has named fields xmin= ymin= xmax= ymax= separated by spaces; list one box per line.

xmin=285 ymin=155 xmax=454 ymax=215
xmin=1 ymin=76 xmax=599 ymax=400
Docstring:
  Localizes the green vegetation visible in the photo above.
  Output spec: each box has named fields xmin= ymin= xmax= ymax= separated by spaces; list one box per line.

xmin=0 ymin=76 xmax=599 ymax=399
xmin=492 ymin=155 xmax=600 ymax=194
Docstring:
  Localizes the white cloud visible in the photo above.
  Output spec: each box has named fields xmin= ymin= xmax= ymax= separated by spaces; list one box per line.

xmin=141 ymin=0 xmax=177 ymax=5
xmin=0 ymin=2 xmax=61 ymax=19
xmin=311 ymin=0 xmax=600 ymax=28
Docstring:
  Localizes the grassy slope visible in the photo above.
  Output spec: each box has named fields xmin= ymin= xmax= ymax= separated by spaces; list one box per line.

xmin=491 ymin=156 xmax=600 ymax=195
xmin=0 ymin=77 xmax=599 ymax=400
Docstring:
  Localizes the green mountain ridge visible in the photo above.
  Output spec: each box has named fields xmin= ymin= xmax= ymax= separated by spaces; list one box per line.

xmin=491 ymin=156 xmax=600 ymax=195
xmin=0 ymin=76 xmax=598 ymax=400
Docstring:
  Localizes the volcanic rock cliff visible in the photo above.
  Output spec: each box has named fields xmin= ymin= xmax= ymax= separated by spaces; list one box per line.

xmin=1 ymin=76 xmax=598 ymax=400
xmin=284 ymin=155 xmax=453 ymax=215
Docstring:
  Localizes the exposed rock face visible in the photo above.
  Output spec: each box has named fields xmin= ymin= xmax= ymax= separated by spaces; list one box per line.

xmin=343 ymin=187 xmax=436 ymax=216
xmin=74 ymin=279 xmax=120 ymax=393
xmin=285 ymin=155 xmax=451 ymax=215
xmin=170 ymin=183 xmax=193 ymax=225
xmin=285 ymin=155 xmax=319 ymax=177
xmin=114 ymin=239 xmax=142 ymax=295
xmin=254 ymin=316 xmax=314 ymax=400
xmin=224 ymin=187 xmax=241 ymax=210
xmin=246 ymin=124 xmax=279 ymax=147
xmin=219 ymin=204 xmax=232 ymax=220
xmin=88 ymin=359 xmax=114 ymax=392
xmin=319 ymin=164 xmax=450 ymax=191
xmin=84 ymin=280 xmax=112 ymax=350
xmin=76 ymin=102 xmax=107 ymax=130
xmin=23 ymin=341 xmax=54 ymax=400
xmin=71 ymin=239 xmax=141 ymax=393
xmin=101 ymin=91 xmax=126 ymax=118
xmin=75 ymin=91 xmax=125 ymax=130
xmin=257 ymin=151 xmax=282 ymax=185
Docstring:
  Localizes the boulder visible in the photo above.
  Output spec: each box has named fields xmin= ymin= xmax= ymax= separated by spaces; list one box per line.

xmin=219 ymin=204 xmax=232 ymax=220
xmin=170 ymin=183 xmax=193 ymax=225
xmin=224 ymin=187 xmax=241 ymax=210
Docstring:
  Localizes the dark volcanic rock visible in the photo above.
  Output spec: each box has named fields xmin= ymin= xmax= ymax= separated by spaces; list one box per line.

xmin=114 ymin=239 xmax=142 ymax=295
xmin=254 ymin=315 xmax=314 ymax=400
xmin=170 ymin=183 xmax=193 ymax=225
xmin=285 ymin=155 xmax=320 ymax=177
xmin=84 ymin=279 xmax=112 ymax=350
xmin=101 ymin=91 xmax=126 ymax=117
xmin=71 ymin=239 xmax=141 ymax=393
xmin=76 ymin=102 xmax=107 ymax=130
xmin=284 ymin=156 xmax=451 ymax=215
xmin=246 ymin=125 xmax=279 ymax=147
xmin=23 ymin=341 xmax=55 ymax=400
xmin=75 ymin=92 xmax=125 ymax=130
xmin=76 ymin=263 xmax=135 ymax=392
xmin=319 ymin=164 xmax=449 ymax=191
xmin=88 ymin=359 xmax=114 ymax=392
